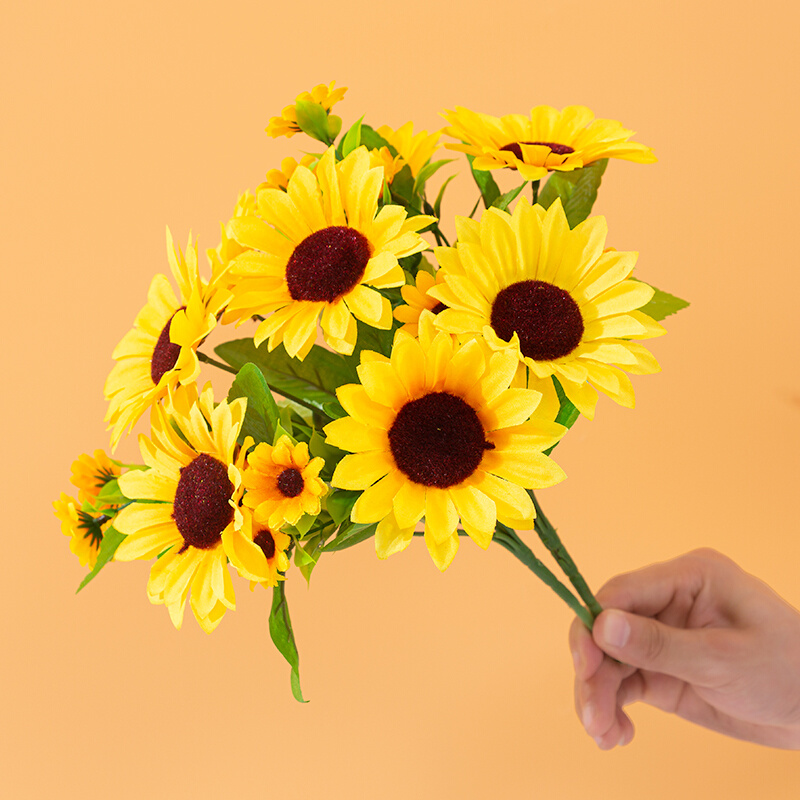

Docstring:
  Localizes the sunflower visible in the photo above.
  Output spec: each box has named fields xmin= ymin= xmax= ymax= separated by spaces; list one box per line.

xmin=442 ymin=105 xmax=655 ymax=181
xmin=260 ymin=155 xmax=319 ymax=192
xmin=266 ymin=81 xmax=347 ymax=139
xmin=368 ymin=147 xmax=404 ymax=184
xmin=429 ymin=198 xmax=665 ymax=421
xmin=242 ymin=435 xmax=327 ymax=530
xmin=70 ymin=449 xmax=122 ymax=506
xmin=112 ymin=384 xmax=251 ymax=633
xmin=223 ymin=507 xmax=292 ymax=589
xmin=377 ymin=122 xmax=442 ymax=178
xmin=223 ymin=146 xmax=435 ymax=358
xmin=393 ymin=267 xmax=447 ymax=337
xmin=53 ymin=493 xmax=109 ymax=569
xmin=324 ymin=316 xmax=566 ymax=571
xmin=104 ymin=230 xmax=231 ymax=448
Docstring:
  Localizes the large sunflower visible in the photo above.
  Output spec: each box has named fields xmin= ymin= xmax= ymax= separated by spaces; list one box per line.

xmin=429 ymin=198 xmax=664 ymax=420
xmin=223 ymin=146 xmax=435 ymax=358
xmin=442 ymin=105 xmax=655 ymax=181
xmin=104 ymin=230 xmax=231 ymax=448
xmin=113 ymin=384 xmax=251 ymax=633
xmin=324 ymin=317 xmax=566 ymax=571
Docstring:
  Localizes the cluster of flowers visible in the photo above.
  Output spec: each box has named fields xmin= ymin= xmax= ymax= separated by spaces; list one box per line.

xmin=55 ymin=82 xmax=685 ymax=699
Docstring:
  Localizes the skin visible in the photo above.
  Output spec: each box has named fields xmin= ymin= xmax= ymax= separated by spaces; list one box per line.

xmin=569 ymin=548 xmax=800 ymax=750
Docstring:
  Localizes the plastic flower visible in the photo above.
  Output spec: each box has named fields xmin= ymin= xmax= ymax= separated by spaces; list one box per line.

xmin=104 ymin=230 xmax=231 ymax=448
xmin=377 ymin=122 xmax=442 ymax=178
xmin=112 ymin=385 xmax=251 ymax=633
xmin=260 ymin=155 xmax=318 ymax=192
xmin=442 ymin=105 xmax=656 ymax=181
xmin=368 ymin=147 xmax=404 ymax=184
xmin=430 ymin=198 xmax=664 ymax=420
xmin=242 ymin=435 xmax=327 ymax=530
xmin=266 ymin=81 xmax=347 ymax=139
xmin=53 ymin=493 xmax=109 ymax=569
xmin=393 ymin=268 xmax=447 ymax=337
xmin=324 ymin=317 xmax=567 ymax=571
xmin=70 ymin=449 xmax=122 ymax=506
xmin=225 ymin=507 xmax=292 ymax=589
xmin=223 ymin=145 xmax=435 ymax=358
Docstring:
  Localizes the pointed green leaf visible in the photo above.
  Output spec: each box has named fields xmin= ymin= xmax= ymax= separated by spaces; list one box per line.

xmin=412 ymin=158 xmax=455 ymax=196
xmin=322 ymin=520 xmax=377 ymax=552
xmin=389 ymin=163 xmax=415 ymax=205
xmin=638 ymin=284 xmax=690 ymax=321
xmin=325 ymin=489 xmax=360 ymax=526
xmin=466 ymin=154 xmax=500 ymax=209
xmin=309 ymin=429 xmax=346 ymax=481
xmin=341 ymin=115 xmax=364 ymax=158
xmin=294 ymin=532 xmax=326 ymax=584
xmin=76 ymin=526 xmax=126 ymax=593
xmin=294 ymin=99 xmax=330 ymax=144
xmin=543 ymin=378 xmax=580 ymax=457
xmin=359 ymin=124 xmax=393 ymax=152
xmin=95 ymin=478 xmax=129 ymax=507
xmin=228 ymin=362 xmax=280 ymax=446
xmin=269 ymin=583 xmax=306 ymax=702
xmin=492 ymin=181 xmax=528 ymax=212
xmin=433 ymin=173 xmax=457 ymax=220
xmin=538 ymin=159 xmax=608 ymax=228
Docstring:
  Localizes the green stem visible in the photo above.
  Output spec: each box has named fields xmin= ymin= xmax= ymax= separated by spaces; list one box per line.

xmin=197 ymin=350 xmax=237 ymax=375
xmin=530 ymin=492 xmax=603 ymax=619
xmin=532 ymin=179 xmax=540 ymax=205
xmin=495 ymin=523 xmax=594 ymax=629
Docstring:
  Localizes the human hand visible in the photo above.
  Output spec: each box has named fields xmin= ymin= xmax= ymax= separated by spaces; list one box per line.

xmin=569 ymin=548 xmax=800 ymax=750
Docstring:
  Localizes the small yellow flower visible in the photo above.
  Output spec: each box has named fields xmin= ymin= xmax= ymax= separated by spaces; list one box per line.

xmin=70 ymin=449 xmax=122 ymax=506
xmin=224 ymin=507 xmax=292 ymax=589
xmin=377 ymin=122 xmax=443 ymax=178
xmin=266 ymin=81 xmax=347 ymax=139
xmin=53 ymin=493 xmax=109 ymax=569
xmin=243 ymin=435 xmax=327 ymax=530
xmin=260 ymin=155 xmax=318 ymax=192
xmin=393 ymin=267 xmax=447 ymax=337
xmin=368 ymin=147 xmax=404 ymax=184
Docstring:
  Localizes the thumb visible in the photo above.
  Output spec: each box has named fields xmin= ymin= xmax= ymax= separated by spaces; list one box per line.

xmin=593 ymin=609 xmax=724 ymax=685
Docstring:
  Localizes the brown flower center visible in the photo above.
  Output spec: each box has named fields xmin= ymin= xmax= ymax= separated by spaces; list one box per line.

xmin=388 ymin=392 xmax=494 ymax=488
xmin=430 ymin=302 xmax=447 ymax=314
xmin=500 ymin=141 xmax=575 ymax=161
xmin=150 ymin=307 xmax=186 ymax=384
xmin=276 ymin=467 xmax=304 ymax=498
xmin=254 ymin=528 xmax=276 ymax=560
xmin=286 ymin=226 xmax=372 ymax=303
xmin=173 ymin=454 xmax=234 ymax=551
xmin=490 ymin=280 xmax=584 ymax=362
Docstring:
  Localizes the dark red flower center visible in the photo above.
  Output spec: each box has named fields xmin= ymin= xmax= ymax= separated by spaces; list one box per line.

xmin=254 ymin=528 xmax=276 ymax=560
xmin=286 ymin=226 xmax=372 ymax=303
xmin=277 ymin=467 xmax=304 ymax=498
xmin=150 ymin=307 xmax=186 ymax=384
xmin=430 ymin=302 xmax=447 ymax=314
xmin=173 ymin=453 xmax=234 ymax=551
xmin=500 ymin=141 xmax=575 ymax=161
xmin=490 ymin=280 xmax=584 ymax=362
xmin=388 ymin=392 xmax=494 ymax=488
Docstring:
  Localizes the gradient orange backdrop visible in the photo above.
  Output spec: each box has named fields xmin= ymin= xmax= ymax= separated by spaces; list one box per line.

xmin=4 ymin=0 xmax=800 ymax=797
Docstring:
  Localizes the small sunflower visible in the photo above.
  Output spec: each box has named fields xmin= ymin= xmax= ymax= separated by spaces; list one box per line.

xmin=324 ymin=317 xmax=566 ymax=571
xmin=393 ymin=268 xmax=448 ymax=337
xmin=224 ymin=507 xmax=291 ymax=589
xmin=113 ymin=384 xmax=251 ymax=633
xmin=266 ymin=81 xmax=347 ymax=139
xmin=260 ymin=155 xmax=319 ymax=192
xmin=368 ymin=146 xmax=404 ymax=184
xmin=223 ymin=145 xmax=435 ymax=358
xmin=242 ymin=435 xmax=327 ymax=530
xmin=70 ymin=449 xmax=122 ymax=506
xmin=53 ymin=493 xmax=110 ymax=569
xmin=442 ymin=105 xmax=655 ymax=181
xmin=377 ymin=122 xmax=443 ymax=178
xmin=104 ymin=230 xmax=231 ymax=448
xmin=430 ymin=198 xmax=664 ymax=420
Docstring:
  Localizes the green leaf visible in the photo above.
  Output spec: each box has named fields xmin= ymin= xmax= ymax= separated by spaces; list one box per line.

xmin=389 ymin=163 xmax=416 ymax=205
xmin=542 ymin=378 xmax=580 ymax=457
xmin=95 ymin=478 xmax=129 ymax=507
xmin=467 ymin=154 xmax=500 ymax=209
xmin=359 ymin=124 xmax=393 ymax=152
xmin=294 ymin=99 xmax=330 ymax=144
xmin=216 ymin=339 xmax=356 ymax=415
xmin=433 ymin=173 xmax=457 ymax=220
xmin=228 ymin=362 xmax=280 ymax=446
xmin=326 ymin=114 xmax=342 ymax=141
xmin=294 ymin=532 xmax=327 ymax=584
xmin=538 ymin=160 xmax=608 ymax=228
xmin=412 ymin=158 xmax=455 ymax=196
xmin=322 ymin=520 xmax=377 ymax=552
xmin=269 ymin=583 xmax=306 ymax=702
xmin=325 ymin=489 xmax=360 ymax=525
xmin=492 ymin=181 xmax=528 ymax=212
xmin=341 ymin=115 xmax=364 ymax=158
xmin=349 ymin=319 xmax=397 ymax=362
xmin=76 ymin=526 xmax=126 ymax=593
xmin=382 ymin=180 xmax=392 ymax=205
xmin=309 ymin=429 xmax=346 ymax=481
xmin=637 ymin=284 xmax=690 ymax=321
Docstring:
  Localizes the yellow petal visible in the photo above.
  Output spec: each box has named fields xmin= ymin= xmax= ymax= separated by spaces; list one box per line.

xmin=331 ymin=451 xmax=393 ymax=490
xmin=375 ymin=512 xmax=415 ymax=559
xmin=392 ymin=479 xmax=426 ymax=529
xmin=449 ymin=485 xmax=495 ymax=546
xmin=424 ymin=487 xmax=458 ymax=544
xmin=424 ymin=527 xmax=459 ymax=571
xmin=352 ymin=469 xmax=405 ymax=524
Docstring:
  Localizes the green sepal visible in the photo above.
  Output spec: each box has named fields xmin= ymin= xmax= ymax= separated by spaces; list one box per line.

xmin=269 ymin=583 xmax=306 ymax=702
xmin=543 ymin=378 xmax=580 ymax=456
xmin=492 ymin=181 xmax=528 ymax=212
xmin=341 ymin=115 xmax=364 ymax=158
xmin=433 ymin=173 xmax=457 ymax=220
xmin=228 ymin=362 xmax=280 ymax=447
xmin=382 ymin=180 xmax=392 ymax=205
xmin=76 ymin=526 xmax=126 ymax=593
xmin=412 ymin=158 xmax=455 ymax=197
xmin=322 ymin=520 xmax=377 ymax=552
xmin=537 ymin=159 xmax=608 ymax=228
xmin=637 ymin=284 xmax=690 ymax=321
xmin=466 ymin=154 xmax=500 ymax=209
xmin=294 ymin=99 xmax=331 ymax=144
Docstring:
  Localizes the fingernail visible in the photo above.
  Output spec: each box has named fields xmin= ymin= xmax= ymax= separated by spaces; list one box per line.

xmin=602 ymin=610 xmax=630 ymax=649
xmin=582 ymin=702 xmax=595 ymax=731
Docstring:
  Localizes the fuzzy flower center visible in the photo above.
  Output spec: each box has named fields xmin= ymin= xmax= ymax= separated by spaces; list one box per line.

xmin=277 ymin=467 xmax=304 ymax=498
xmin=500 ymin=141 xmax=575 ymax=160
xmin=388 ymin=392 xmax=494 ymax=488
xmin=150 ymin=307 xmax=185 ymax=384
xmin=254 ymin=528 xmax=276 ymax=560
xmin=491 ymin=280 xmax=584 ymax=362
xmin=286 ymin=226 xmax=372 ymax=303
xmin=173 ymin=454 xmax=234 ymax=551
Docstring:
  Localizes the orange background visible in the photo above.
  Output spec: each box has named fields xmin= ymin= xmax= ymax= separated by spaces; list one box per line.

xmin=4 ymin=0 xmax=800 ymax=797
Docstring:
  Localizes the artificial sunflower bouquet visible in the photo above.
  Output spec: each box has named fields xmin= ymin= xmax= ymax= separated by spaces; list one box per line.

xmin=54 ymin=82 xmax=687 ymax=701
